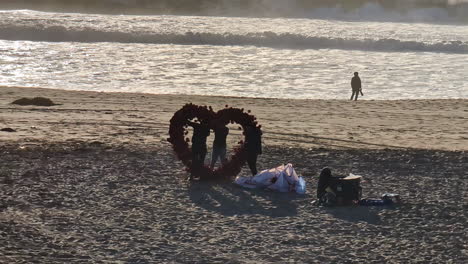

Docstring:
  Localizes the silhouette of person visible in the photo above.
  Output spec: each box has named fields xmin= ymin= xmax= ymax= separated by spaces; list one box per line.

xmin=317 ymin=167 xmax=333 ymax=200
xmin=315 ymin=167 xmax=340 ymax=206
xmin=244 ymin=125 xmax=262 ymax=176
xmin=187 ymin=119 xmax=210 ymax=179
xmin=210 ymin=120 xmax=229 ymax=169
xmin=350 ymin=72 xmax=363 ymax=101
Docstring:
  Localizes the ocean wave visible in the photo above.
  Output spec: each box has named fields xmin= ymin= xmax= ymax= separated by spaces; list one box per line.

xmin=0 ymin=25 xmax=467 ymax=54
xmin=1 ymin=1 xmax=468 ymax=24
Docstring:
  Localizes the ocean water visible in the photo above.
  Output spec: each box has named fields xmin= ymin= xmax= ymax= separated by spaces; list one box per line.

xmin=0 ymin=2 xmax=467 ymax=100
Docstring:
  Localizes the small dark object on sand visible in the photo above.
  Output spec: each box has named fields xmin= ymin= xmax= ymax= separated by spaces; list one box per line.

xmin=1 ymin=127 xmax=16 ymax=132
xmin=12 ymin=97 xmax=57 ymax=106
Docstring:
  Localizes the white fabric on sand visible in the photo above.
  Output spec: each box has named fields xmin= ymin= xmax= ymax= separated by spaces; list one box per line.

xmin=235 ymin=163 xmax=306 ymax=194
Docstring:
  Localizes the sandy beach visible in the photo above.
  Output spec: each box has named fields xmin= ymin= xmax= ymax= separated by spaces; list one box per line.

xmin=1 ymin=86 xmax=467 ymax=263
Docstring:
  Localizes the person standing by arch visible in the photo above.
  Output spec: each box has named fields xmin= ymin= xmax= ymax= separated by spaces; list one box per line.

xmin=350 ymin=72 xmax=363 ymax=101
xmin=210 ymin=120 xmax=229 ymax=169
xmin=244 ymin=125 xmax=262 ymax=176
xmin=187 ymin=119 xmax=210 ymax=180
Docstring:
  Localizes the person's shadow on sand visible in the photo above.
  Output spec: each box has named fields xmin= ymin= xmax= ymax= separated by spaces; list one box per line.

xmin=188 ymin=181 xmax=307 ymax=217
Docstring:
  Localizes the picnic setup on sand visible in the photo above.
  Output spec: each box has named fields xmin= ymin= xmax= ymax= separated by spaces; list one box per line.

xmin=168 ymin=103 xmax=400 ymax=207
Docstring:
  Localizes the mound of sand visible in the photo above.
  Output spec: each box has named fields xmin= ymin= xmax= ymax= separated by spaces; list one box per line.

xmin=11 ymin=97 xmax=56 ymax=106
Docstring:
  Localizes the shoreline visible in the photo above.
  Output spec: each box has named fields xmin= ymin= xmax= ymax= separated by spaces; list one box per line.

xmin=1 ymin=86 xmax=467 ymax=151
xmin=2 ymin=85 xmax=468 ymax=102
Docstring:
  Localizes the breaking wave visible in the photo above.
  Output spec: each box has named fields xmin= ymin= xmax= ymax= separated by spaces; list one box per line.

xmin=1 ymin=1 xmax=468 ymax=24
xmin=0 ymin=24 xmax=467 ymax=54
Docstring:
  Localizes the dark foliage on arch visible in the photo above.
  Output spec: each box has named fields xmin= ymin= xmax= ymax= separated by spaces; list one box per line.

xmin=168 ymin=103 xmax=261 ymax=180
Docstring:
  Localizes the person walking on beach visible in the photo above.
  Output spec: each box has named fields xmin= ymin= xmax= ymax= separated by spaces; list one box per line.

xmin=210 ymin=120 xmax=229 ymax=169
xmin=350 ymin=72 xmax=363 ymax=101
xmin=244 ymin=125 xmax=262 ymax=176
xmin=187 ymin=119 xmax=210 ymax=179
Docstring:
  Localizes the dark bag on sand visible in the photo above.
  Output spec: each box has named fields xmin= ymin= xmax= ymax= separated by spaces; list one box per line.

xmin=330 ymin=175 xmax=362 ymax=203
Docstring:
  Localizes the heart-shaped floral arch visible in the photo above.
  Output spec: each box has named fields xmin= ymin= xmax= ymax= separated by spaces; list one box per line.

xmin=168 ymin=103 xmax=261 ymax=180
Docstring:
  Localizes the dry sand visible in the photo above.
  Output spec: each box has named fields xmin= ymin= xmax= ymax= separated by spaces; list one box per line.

xmin=1 ymin=86 xmax=467 ymax=263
